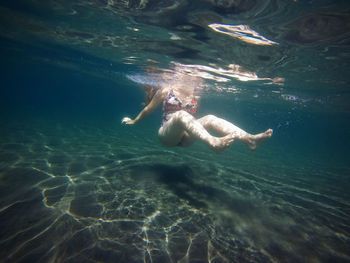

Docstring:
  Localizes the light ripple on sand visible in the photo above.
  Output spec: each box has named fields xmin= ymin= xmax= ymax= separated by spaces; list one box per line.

xmin=0 ymin=121 xmax=349 ymax=262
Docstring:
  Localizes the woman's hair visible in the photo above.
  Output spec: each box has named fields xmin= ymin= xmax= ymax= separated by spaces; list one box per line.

xmin=142 ymin=85 xmax=157 ymax=106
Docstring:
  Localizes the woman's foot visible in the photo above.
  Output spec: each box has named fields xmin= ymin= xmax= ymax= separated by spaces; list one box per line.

xmin=247 ymin=129 xmax=273 ymax=151
xmin=210 ymin=134 xmax=235 ymax=153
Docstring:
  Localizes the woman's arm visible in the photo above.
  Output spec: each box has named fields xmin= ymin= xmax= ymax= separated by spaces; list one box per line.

xmin=122 ymin=89 xmax=164 ymax=125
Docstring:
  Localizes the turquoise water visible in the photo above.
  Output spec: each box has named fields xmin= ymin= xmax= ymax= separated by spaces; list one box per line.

xmin=1 ymin=1 xmax=350 ymax=262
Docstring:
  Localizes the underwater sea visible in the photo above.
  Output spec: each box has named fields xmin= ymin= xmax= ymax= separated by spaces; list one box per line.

xmin=1 ymin=1 xmax=350 ymax=262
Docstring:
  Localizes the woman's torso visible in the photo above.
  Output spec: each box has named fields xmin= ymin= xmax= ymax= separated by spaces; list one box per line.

xmin=161 ymin=88 xmax=199 ymax=125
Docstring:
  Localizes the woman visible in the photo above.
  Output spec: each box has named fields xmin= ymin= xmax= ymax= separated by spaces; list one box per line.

xmin=122 ymin=68 xmax=273 ymax=153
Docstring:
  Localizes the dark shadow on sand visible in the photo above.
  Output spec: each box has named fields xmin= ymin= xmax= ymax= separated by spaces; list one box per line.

xmin=131 ymin=163 xmax=258 ymax=215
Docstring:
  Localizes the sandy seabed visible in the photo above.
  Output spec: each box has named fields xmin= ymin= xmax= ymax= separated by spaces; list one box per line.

xmin=0 ymin=119 xmax=349 ymax=263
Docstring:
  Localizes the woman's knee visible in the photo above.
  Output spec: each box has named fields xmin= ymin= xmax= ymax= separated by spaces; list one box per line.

xmin=205 ymin=114 xmax=217 ymax=121
xmin=200 ymin=114 xmax=218 ymax=124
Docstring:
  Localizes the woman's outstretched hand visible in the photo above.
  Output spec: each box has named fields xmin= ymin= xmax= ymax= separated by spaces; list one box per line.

xmin=121 ymin=117 xmax=135 ymax=125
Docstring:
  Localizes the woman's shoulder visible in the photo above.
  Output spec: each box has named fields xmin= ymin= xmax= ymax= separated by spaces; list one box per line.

xmin=151 ymin=88 xmax=168 ymax=103
xmin=157 ymin=87 xmax=171 ymax=97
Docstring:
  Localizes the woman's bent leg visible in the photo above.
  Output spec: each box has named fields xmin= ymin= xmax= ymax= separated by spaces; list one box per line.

xmin=158 ymin=111 xmax=234 ymax=153
xmin=197 ymin=115 xmax=272 ymax=150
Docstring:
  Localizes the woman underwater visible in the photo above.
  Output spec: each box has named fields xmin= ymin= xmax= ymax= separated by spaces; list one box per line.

xmin=122 ymin=65 xmax=273 ymax=153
